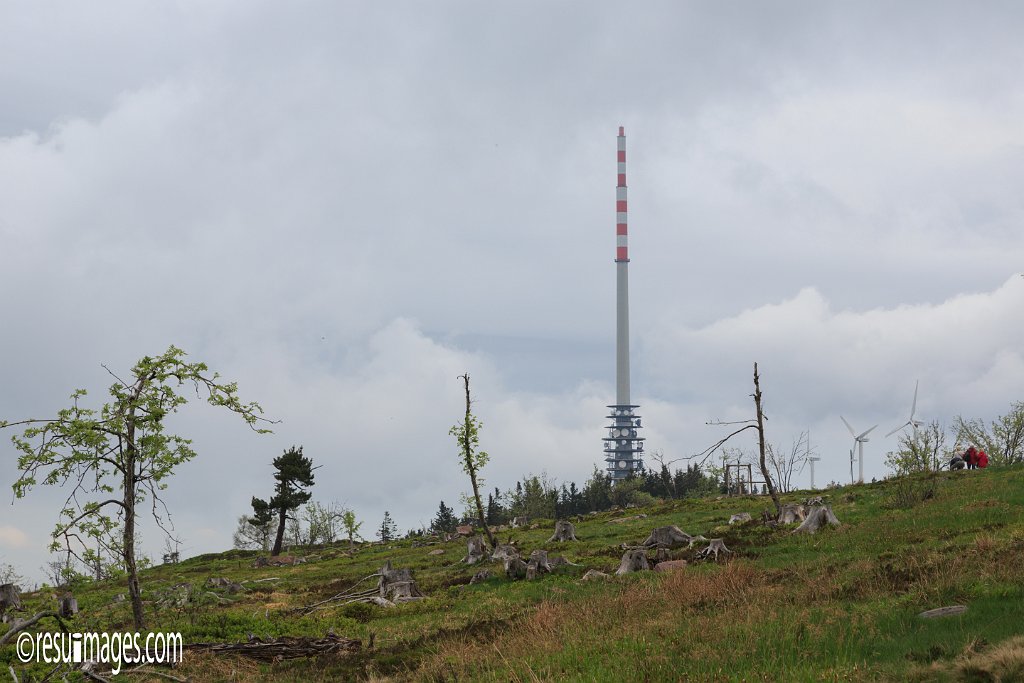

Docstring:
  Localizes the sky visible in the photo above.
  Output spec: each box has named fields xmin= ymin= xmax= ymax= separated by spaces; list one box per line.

xmin=2 ymin=1 xmax=1023 ymax=583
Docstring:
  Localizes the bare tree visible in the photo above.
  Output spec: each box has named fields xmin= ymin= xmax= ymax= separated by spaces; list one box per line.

xmin=42 ymin=555 xmax=78 ymax=587
xmin=0 ymin=563 xmax=26 ymax=586
xmin=233 ymin=514 xmax=273 ymax=551
xmin=693 ymin=363 xmax=781 ymax=515
xmin=766 ymin=432 xmax=813 ymax=493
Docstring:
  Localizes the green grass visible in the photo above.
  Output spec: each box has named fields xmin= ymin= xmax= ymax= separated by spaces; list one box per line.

xmin=4 ymin=467 xmax=1024 ymax=681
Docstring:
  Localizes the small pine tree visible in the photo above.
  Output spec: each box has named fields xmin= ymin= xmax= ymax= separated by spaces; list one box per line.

xmin=378 ymin=511 xmax=398 ymax=542
xmin=430 ymin=501 xmax=458 ymax=534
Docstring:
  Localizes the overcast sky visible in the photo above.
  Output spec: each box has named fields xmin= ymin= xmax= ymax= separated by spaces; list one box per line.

xmin=2 ymin=1 xmax=1023 ymax=582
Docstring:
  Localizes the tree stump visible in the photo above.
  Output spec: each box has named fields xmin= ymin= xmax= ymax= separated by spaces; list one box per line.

xmin=528 ymin=550 xmax=552 ymax=573
xmin=653 ymin=547 xmax=671 ymax=564
xmin=0 ymin=584 xmax=21 ymax=619
xmin=641 ymin=525 xmax=693 ymax=549
xmin=58 ymin=595 xmax=79 ymax=618
xmin=491 ymin=544 xmax=520 ymax=563
xmin=548 ymin=555 xmax=577 ymax=569
xmin=729 ymin=513 xmax=752 ymax=524
xmin=697 ymin=539 xmax=732 ymax=562
xmin=777 ymin=503 xmax=806 ymax=524
xmin=792 ymin=505 xmax=841 ymax=535
xmin=378 ymin=562 xmax=424 ymax=601
xmin=463 ymin=536 xmax=487 ymax=565
xmin=511 ymin=516 xmax=529 ymax=528
xmin=615 ymin=549 xmax=650 ymax=575
xmin=548 ymin=519 xmax=579 ymax=542
xmin=504 ymin=557 xmax=528 ymax=580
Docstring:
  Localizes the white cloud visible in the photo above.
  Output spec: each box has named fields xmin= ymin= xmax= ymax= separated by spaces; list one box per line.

xmin=0 ymin=526 xmax=30 ymax=549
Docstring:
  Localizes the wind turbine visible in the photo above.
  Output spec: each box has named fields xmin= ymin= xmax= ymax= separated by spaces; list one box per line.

xmin=808 ymin=455 xmax=821 ymax=489
xmin=841 ymin=416 xmax=877 ymax=483
xmin=886 ymin=380 xmax=924 ymax=440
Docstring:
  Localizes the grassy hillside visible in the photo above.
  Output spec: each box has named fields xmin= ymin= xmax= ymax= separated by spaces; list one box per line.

xmin=4 ymin=467 xmax=1024 ymax=681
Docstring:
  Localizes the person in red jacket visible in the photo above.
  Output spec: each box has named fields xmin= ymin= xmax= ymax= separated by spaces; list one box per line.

xmin=977 ymin=449 xmax=989 ymax=468
xmin=964 ymin=446 xmax=979 ymax=470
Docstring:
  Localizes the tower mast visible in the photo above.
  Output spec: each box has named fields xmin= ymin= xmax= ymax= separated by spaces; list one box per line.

xmin=604 ymin=126 xmax=644 ymax=480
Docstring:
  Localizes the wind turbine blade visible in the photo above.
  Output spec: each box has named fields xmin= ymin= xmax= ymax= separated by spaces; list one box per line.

xmin=858 ymin=424 xmax=878 ymax=440
xmin=910 ymin=380 xmax=919 ymax=419
xmin=885 ymin=423 xmax=908 ymax=438
xmin=841 ymin=415 xmax=856 ymax=437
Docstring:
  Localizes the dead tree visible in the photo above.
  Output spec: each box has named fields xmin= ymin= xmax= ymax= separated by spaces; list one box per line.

xmin=792 ymin=506 xmax=841 ymax=535
xmin=777 ymin=504 xmax=806 ymax=524
xmin=697 ymin=539 xmax=732 ymax=562
xmin=548 ymin=520 xmax=578 ymax=542
xmin=641 ymin=526 xmax=693 ymax=549
xmin=615 ymin=549 xmax=650 ymax=574
xmin=462 ymin=536 xmax=486 ymax=565
xmin=694 ymin=363 xmax=782 ymax=516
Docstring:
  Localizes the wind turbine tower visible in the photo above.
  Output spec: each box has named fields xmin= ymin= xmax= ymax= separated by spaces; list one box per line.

xmin=808 ymin=455 xmax=821 ymax=489
xmin=603 ymin=127 xmax=644 ymax=480
xmin=841 ymin=416 xmax=877 ymax=484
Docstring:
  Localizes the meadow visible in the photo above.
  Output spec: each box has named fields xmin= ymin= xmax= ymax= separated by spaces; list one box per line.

xmin=4 ymin=466 xmax=1024 ymax=681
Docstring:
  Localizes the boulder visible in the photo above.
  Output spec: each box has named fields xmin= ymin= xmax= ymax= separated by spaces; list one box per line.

xmin=654 ymin=560 xmax=688 ymax=573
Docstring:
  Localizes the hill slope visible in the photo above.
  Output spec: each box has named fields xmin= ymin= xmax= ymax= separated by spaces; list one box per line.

xmin=5 ymin=467 xmax=1024 ymax=681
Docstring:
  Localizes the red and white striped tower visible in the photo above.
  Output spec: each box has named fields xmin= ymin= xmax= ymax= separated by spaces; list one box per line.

xmin=604 ymin=126 xmax=644 ymax=480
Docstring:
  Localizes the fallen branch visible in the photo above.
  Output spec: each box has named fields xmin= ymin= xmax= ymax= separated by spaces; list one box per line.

xmin=185 ymin=633 xmax=360 ymax=662
xmin=0 ymin=611 xmax=69 ymax=647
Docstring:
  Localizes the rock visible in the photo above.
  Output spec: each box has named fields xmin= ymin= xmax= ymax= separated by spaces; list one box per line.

xmin=511 ymin=516 xmax=530 ymax=528
xmin=729 ymin=513 xmax=752 ymax=525
xmin=428 ymin=549 xmax=445 ymax=556
xmin=581 ymin=569 xmax=610 ymax=582
xmin=654 ymin=560 xmax=688 ymax=573
xmin=455 ymin=525 xmax=474 ymax=537
xmin=367 ymin=597 xmax=395 ymax=608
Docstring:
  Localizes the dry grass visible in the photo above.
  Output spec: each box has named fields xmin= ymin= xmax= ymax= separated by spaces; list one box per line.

xmin=174 ymin=650 xmax=261 ymax=681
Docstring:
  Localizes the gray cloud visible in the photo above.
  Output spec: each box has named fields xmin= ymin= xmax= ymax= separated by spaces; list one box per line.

xmin=2 ymin=1 xmax=1023 ymax=581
